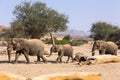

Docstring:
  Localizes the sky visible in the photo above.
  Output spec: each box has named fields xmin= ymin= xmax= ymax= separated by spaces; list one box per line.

xmin=0 ymin=0 xmax=120 ymax=33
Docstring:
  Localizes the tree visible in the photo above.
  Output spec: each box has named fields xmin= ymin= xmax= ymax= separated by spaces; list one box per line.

xmin=11 ymin=1 xmax=68 ymax=38
xmin=90 ymin=22 xmax=118 ymax=40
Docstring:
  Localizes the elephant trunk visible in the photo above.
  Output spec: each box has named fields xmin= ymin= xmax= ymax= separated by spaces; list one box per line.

xmin=49 ymin=32 xmax=55 ymax=46
xmin=46 ymin=47 xmax=53 ymax=57
xmin=47 ymin=32 xmax=55 ymax=57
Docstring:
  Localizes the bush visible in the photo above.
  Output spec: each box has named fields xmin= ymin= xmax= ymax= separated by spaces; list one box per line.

xmin=70 ymin=40 xmax=88 ymax=46
xmin=63 ymin=35 xmax=71 ymax=41
xmin=43 ymin=37 xmax=88 ymax=46
xmin=55 ymin=39 xmax=70 ymax=45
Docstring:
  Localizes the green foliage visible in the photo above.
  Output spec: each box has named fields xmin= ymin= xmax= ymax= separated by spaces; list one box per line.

xmin=63 ymin=35 xmax=72 ymax=41
xmin=90 ymin=22 xmax=119 ymax=40
xmin=107 ymin=29 xmax=120 ymax=49
xmin=11 ymin=1 xmax=68 ymax=38
xmin=43 ymin=37 xmax=87 ymax=46
xmin=70 ymin=40 xmax=87 ymax=46
xmin=108 ymin=29 xmax=120 ymax=41
xmin=55 ymin=39 xmax=70 ymax=45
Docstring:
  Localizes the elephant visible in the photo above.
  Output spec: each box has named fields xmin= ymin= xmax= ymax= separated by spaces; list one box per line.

xmin=47 ymin=32 xmax=74 ymax=63
xmin=47 ymin=44 xmax=74 ymax=63
xmin=91 ymin=40 xmax=118 ymax=56
xmin=9 ymin=38 xmax=47 ymax=63
xmin=73 ymin=52 xmax=96 ymax=65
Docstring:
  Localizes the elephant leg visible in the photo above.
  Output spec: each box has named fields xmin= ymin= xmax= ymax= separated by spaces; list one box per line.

xmin=56 ymin=56 xmax=60 ymax=63
xmin=56 ymin=56 xmax=63 ymax=63
xmin=92 ymin=52 xmax=95 ymax=56
xmin=59 ymin=57 xmax=63 ymax=63
xmin=40 ymin=55 xmax=47 ymax=63
xmin=37 ymin=55 xmax=41 ymax=62
xmin=99 ymin=49 xmax=105 ymax=55
xmin=71 ymin=55 xmax=74 ymax=63
xmin=7 ymin=50 xmax=11 ymax=63
xmin=14 ymin=53 xmax=20 ymax=63
xmin=66 ymin=56 xmax=70 ymax=63
xmin=23 ymin=52 xmax=30 ymax=64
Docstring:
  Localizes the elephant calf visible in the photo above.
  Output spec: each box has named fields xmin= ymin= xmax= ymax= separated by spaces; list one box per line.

xmin=73 ymin=52 xmax=90 ymax=65
xmin=92 ymin=40 xmax=118 ymax=56
xmin=47 ymin=44 xmax=74 ymax=63
xmin=73 ymin=52 xmax=96 ymax=65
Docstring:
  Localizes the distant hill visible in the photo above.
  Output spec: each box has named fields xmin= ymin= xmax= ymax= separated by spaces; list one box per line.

xmin=0 ymin=26 xmax=9 ymax=31
xmin=57 ymin=29 xmax=88 ymax=37
xmin=56 ymin=30 xmax=92 ymax=41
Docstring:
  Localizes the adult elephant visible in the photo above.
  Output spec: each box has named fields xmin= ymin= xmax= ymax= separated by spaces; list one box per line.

xmin=47 ymin=32 xmax=74 ymax=63
xmin=91 ymin=40 xmax=118 ymax=56
xmin=10 ymin=38 xmax=47 ymax=63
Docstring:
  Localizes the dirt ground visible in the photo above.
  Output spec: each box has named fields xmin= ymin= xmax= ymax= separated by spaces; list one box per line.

xmin=0 ymin=43 xmax=120 ymax=80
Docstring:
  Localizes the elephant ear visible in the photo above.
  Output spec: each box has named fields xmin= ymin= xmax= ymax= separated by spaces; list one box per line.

xmin=17 ymin=38 xmax=29 ymax=49
xmin=97 ymin=40 xmax=107 ymax=50
xmin=12 ymin=38 xmax=28 ymax=50
xmin=11 ymin=38 xmax=19 ymax=46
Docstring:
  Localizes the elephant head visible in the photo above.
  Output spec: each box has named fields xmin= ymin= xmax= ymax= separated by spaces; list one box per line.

xmin=11 ymin=38 xmax=28 ymax=51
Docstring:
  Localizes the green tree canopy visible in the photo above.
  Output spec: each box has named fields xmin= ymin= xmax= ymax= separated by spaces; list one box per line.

xmin=11 ymin=1 xmax=69 ymax=38
xmin=90 ymin=22 xmax=118 ymax=40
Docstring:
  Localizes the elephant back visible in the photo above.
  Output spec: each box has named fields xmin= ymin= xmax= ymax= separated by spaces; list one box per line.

xmin=106 ymin=41 xmax=118 ymax=54
xmin=63 ymin=44 xmax=73 ymax=56
xmin=28 ymin=39 xmax=44 ymax=48
xmin=27 ymin=39 xmax=44 ymax=55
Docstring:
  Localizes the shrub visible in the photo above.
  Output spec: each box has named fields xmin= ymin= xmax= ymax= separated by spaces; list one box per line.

xmin=55 ymin=39 xmax=70 ymax=45
xmin=70 ymin=40 xmax=88 ymax=46
xmin=63 ymin=35 xmax=72 ymax=41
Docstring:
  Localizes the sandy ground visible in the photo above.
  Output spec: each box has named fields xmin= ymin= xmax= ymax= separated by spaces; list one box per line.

xmin=0 ymin=43 xmax=120 ymax=80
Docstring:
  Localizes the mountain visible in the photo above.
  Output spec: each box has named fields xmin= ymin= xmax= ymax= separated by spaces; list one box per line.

xmin=57 ymin=29 xmax=89 ymax=37
xmin=56 ymin=29 xmax=91 ymax=40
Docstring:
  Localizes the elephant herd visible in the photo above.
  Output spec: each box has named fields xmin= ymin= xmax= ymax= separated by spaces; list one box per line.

xmin=5 ymin=38 xmax=118 ymax=65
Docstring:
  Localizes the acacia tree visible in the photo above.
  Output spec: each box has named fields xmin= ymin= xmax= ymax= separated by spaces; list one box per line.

xmin=11 ymin=1 xmax=68 ymax=38
xmin=90 ymin=22 xmax=118 ymax=40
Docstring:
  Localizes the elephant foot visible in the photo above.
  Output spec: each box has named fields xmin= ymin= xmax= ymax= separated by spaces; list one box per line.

xmin=44 ymin=60 xmax=47 ymax=64
xmin=43 ymin=60 xmax=47 ymax=64
xmin=8 ymin=61 xmax=11 ymax=63
xmin=65 ymin=61 xmax=69 ymax=64
xmin=35 ymin=61 xmax=41 ymax=64
xmin=55 ymin=61 xmax=59 ymax=64
xmin=71 ymin=60 xmax=74 ymax=63
xmin=26 ymin=62 xmax=31 ymax=64
xmin=13 ymin=61 xmax=18 ymax=64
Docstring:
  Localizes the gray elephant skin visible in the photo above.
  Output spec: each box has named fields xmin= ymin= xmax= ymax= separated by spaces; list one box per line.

xmin=73 ymin=52 xmax=96 ymax=65
xmin=92 ymin=40 xmax=118 ymax=56
xmin=47 ymin=44 xmax=74 ymax=63
xmin=9 ymin=38 xmax=47 ymax=63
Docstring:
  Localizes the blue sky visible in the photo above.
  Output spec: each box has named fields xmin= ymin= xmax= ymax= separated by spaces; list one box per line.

xmin=0 ymin=0 xmax=120 ymax=33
